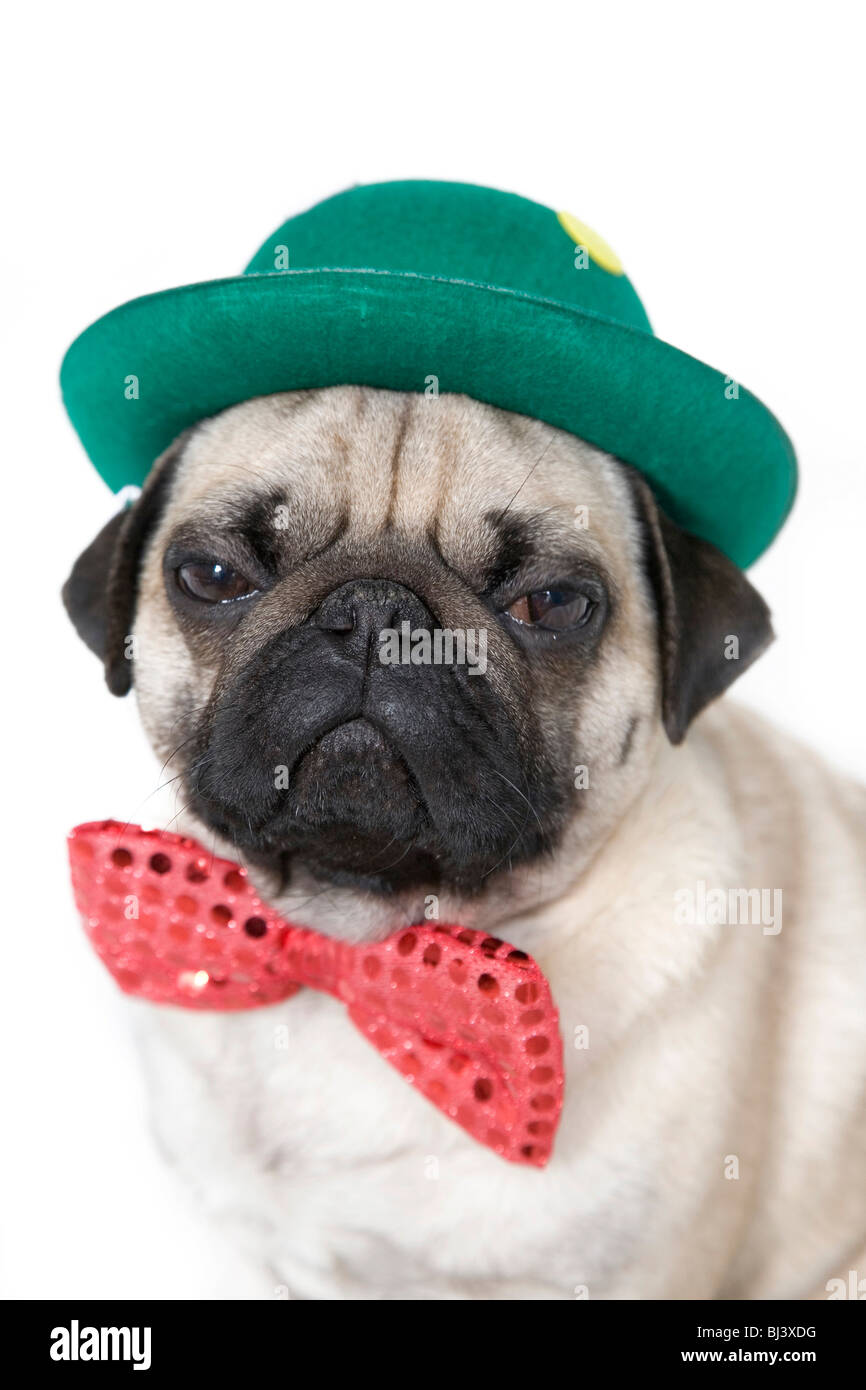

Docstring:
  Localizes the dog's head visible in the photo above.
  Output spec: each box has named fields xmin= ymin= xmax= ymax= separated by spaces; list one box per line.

xmin=64 ymin=387 xmax=771 ymax=900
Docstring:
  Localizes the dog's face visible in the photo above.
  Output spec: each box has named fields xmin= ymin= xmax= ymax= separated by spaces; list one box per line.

xmin=64 ymin=387 xmax=771 ymax=905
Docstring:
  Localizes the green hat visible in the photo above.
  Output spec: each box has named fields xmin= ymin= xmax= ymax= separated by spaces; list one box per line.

xmin=60 ymin=179 xmax=796 ymax=568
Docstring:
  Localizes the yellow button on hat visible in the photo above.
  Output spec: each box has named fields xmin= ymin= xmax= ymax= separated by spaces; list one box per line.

xmin=556 ymin=210 xmax=624 ymax=276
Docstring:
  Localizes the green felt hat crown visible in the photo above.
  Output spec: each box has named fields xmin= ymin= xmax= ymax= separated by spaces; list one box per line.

xmin=60 ymin=180 xmax=796 ymax=567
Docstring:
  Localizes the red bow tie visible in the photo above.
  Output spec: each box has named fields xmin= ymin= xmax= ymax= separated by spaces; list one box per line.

xmin=68 ymin=821 xmax=564 ymax=1167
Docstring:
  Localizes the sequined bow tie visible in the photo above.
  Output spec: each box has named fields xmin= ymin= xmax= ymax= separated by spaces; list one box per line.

xmin=68 ymin=821 xmax=564 ymax=1166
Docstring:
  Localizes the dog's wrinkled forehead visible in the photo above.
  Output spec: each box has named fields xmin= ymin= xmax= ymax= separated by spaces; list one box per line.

xmin=161 ymin=388 xmax=641 ymax=580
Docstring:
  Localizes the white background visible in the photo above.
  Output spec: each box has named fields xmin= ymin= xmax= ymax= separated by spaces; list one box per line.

xmin=2 ymin=1 xmax=863 ymax=1299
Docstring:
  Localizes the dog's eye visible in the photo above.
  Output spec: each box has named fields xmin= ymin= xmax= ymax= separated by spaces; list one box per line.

xmin=176 ymin=561 xmax=258 ymax=603
xmin=505 ymin=588 xmax=594 ymax=631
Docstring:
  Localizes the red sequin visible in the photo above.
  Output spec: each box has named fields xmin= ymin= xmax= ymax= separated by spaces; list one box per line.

xmin=67 ymin=820 xmax=564 ymax=1167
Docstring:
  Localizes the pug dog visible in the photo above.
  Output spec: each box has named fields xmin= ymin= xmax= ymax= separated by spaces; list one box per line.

xmin=63 ymin=386 xmax=866 ymax=1300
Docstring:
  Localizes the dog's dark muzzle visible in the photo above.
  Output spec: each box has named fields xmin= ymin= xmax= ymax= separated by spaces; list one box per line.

xmin=187 ymin=577 xmax=550 ymax=889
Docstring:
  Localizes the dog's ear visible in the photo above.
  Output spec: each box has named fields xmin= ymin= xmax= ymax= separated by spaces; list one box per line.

xmin=627 ymin=471 xmax=774 ymax=745
xmin=62 ymin=435 xmax=187 ymax=696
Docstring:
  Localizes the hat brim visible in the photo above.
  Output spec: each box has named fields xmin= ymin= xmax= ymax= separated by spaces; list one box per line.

xmin=60 ymin=268 xmax=796 ymax=567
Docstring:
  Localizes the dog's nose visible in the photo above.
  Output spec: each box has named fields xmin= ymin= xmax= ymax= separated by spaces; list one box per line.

xmin=313 ymin=578 xmax=433 ymax=651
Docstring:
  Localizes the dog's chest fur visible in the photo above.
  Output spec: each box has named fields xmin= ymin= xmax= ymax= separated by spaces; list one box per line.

xmin=134 ymin=704 xmax=866 ymax=1299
